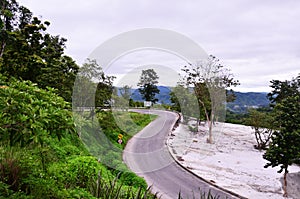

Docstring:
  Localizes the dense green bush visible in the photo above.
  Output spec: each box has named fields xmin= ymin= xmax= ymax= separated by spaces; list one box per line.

xmin=0 ymin=77 xmax=91 ymax=198
xmin=119 ymin=172 xmax=147 ymax=189
xmin=49 ymin=156 xmax=107 ymax=188
xmin=0 ymin=75 xmax=75 ymax=148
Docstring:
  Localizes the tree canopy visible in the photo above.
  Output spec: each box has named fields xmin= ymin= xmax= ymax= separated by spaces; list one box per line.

xmin=263 ymin=75 xmax=300 ymax=197
xmin=0 ymin=74 xmax=75 ymax=148
xmin=0 ymin=0 xmax=79 ymax=101
xmin=72 ymin=59 xmax=115 ymax=110
xmin=181 ymin=55 xmax=239 ymax=143
xmin=267 ymin=75 xmax=300 ymax=106
xmin=137 ymin=69 xmax=160 ymax=104
xmin=170 ymin=84 xmax=199 ymax=123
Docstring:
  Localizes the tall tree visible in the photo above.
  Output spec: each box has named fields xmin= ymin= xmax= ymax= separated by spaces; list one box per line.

xmin=0 ymin=0 xmax=79 ymax=101
xmin=137 ymin=69 xmax=160 ymax=104
xmin=116 ymin=85 xmax=132 ymax=111
xmin=73 ymin=59 xmax=115 ymax=110
xmin=263 ymin=95 xmax=300 ymax=197
xmin=263 ymin=75 xmax=300 ymax=197
xmin=119 ymin=85 xmax=132 ymax=101
xmin=111 ymin=86 xmax=131 ymax=111
xmin=170 ymin=84 xmax=199 ymax=124
xmin=182 ymin=55 xmax=239 ymax=143
xmin=0 ymin=0 xmax=22 ymax=57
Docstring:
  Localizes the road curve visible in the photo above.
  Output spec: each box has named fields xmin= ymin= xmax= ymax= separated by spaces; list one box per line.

xmin=123 ymin=109 xmax=238 ymax=199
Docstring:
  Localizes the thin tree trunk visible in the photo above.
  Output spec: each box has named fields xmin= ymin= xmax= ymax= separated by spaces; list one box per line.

xmin=0 ymin=41 xmax=6 ymax=58
xmin=196 ymin=117 xmax=199 ymax=133
xmin=257 ymin=129 xmax=263 ymax=146
xmin=208 ymin=111 xmax=214 ymax=143
xmin=283 ymin=168 xmax=288 ymax=197
xmin=0 ymin=1 xmax=7 ymax=58
xmin=254 ymin=129 xmax=260 ymax=147
xmin=198 ymin=99 xmax=210 ymax=124
xmin=198 ymin=99 xmax=214 ymax=143
xmin=198 ymin=99 xmax=212 ymax=139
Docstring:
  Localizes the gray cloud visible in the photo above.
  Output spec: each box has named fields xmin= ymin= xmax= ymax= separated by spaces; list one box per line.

xmin=18 ymin=0 xmax=300 ymax=92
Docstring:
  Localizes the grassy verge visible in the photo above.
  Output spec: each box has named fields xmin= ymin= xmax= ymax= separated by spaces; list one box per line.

xmin=75 ymin=109 xmax=158 ymax=196
xmin=99 ymin=110 xmax=157 ymax=148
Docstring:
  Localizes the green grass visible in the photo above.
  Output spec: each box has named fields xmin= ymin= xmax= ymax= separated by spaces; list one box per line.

xmin=107 ymin=111 xmax=157 ymax=148
xmin=82 ymin=110 xmax=157 ymax=185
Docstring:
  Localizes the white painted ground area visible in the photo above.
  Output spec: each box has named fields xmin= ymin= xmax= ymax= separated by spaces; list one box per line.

xmin=167 ymin=122 xmax=300 ymax=199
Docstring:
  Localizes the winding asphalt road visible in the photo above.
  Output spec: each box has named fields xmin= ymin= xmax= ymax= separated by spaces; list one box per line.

xmin=123 ymin=109 xmax=238 ymax=199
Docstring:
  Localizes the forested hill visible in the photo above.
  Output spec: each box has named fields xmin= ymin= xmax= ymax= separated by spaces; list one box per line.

xmin=129 ymin=87 xmax=269 ymax=112
xmin=227 ymin=92 xmax=269 ymax=113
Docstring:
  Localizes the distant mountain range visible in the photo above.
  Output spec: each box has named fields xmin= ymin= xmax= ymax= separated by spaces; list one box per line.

xmin=130 ymin=86 xmax=172 ymax=104
xmin=226 ymin=92 xmax=269 ymax=113
xmin=124 ymin=86 xmax=270 ymax=113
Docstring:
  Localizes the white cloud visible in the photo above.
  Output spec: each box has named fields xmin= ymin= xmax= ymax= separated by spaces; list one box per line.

xmin=17 ymin=0 xmax=300 ymax=92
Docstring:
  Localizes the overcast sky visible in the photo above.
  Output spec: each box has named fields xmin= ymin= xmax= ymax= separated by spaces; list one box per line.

xmin=18 ymin=0 xmax=300 ymax=92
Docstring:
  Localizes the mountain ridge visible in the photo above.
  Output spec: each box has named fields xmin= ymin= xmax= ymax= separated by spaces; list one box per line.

xmin=118 ymin=86 xmax=270 ymax=112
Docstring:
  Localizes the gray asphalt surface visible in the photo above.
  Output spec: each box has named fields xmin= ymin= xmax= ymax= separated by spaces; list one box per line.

xmin=123 ymin=109 xmax=238 ymax=199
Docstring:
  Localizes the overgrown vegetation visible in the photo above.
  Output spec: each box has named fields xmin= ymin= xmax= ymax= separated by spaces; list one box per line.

xmin=76 ymin=109 xmax=157 ymax=190
xmin=0 ymin=75 xmax=159 ymax=198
